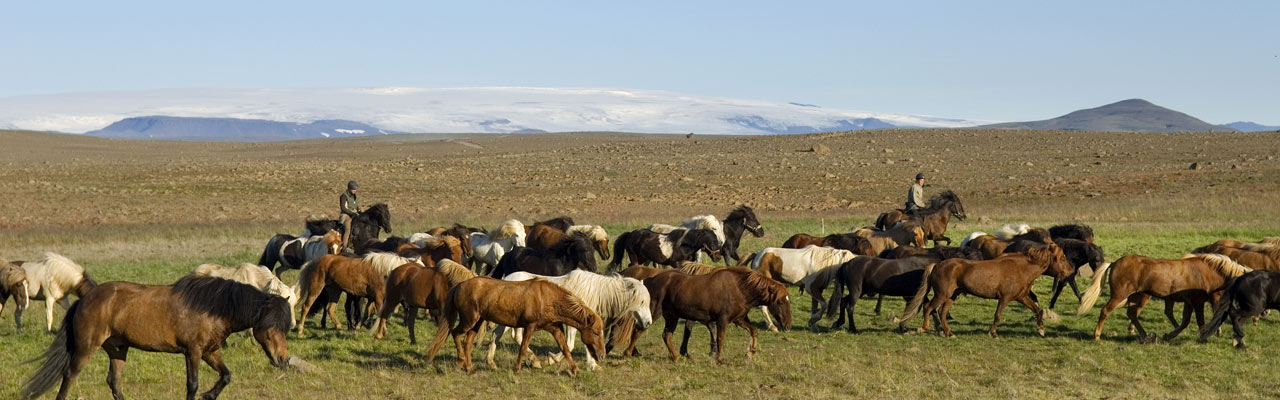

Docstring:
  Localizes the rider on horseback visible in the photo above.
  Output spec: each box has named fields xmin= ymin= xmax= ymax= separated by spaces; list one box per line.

xmin=904 ymin=173 xmax=926 ymax=215
xmin=339 ymin=180 xmax=359 ymax=252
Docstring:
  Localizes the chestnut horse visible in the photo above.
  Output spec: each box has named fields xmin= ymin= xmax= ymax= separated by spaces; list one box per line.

xmin=898 ymin=245 xmax=1073 ymax=338
xmin=529 ymin=224 xmax=611 ymax=260
xmin=395 ymin=235 xmax=464 ymax=266
xmin=420 ymin=224 xmax=477 ymax=258
xmin=1194 ymin=241 xmax=1280 ymax=271
xmin=874 ymin=190 xmax=966 ymax=246
xmin=295 ymin=254 xmax=386 ymax=336
xmin=424 ymin=277 xmax=606 ymax=376
xmin=19 ymin=275 xmax=302 ymax=400
xmin=783 ymin=232 xmax=876 ymax=256
xmin=962 ymin=228 xmax=1053 ymax=260
xmin=851 ymin=224 xmax=925 ymax=256
xmin=1076 ymin=253 xmax=1251 ymax=342
xmin=373 ymin=259 xmax=477 ymax=343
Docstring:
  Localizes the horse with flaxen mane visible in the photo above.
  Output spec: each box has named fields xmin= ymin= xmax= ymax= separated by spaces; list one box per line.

xmin=19 ymin=275 xmax=304 ymax=400
xmin=749 ymin=246 xmax=856 ymax=331
xmin=258 ymin=230 xmax=342 ymax=277
xmin=1194 ymin=242 xmax=1280 ymax=271
xmin=529 ymin=224 xmax=612 ymax=260
xmin=424 ymin=277 xmax=606 ymax=376
xmin=374 ymin=259 xmax=477 ymax=344
xmin=294 ymin=254 xmax=386 ymax=336
xmin=491 ymin=235 xmax=599 ymax=277
xmin=1076 ymin=253 xmax=1251 ymax=342
xmin=468 ymin=220 xmax=527 ymax=274
xmin=16 ymin=252 xmax=97 ymax=332
xmin=1199 ymin=270 xmax=1280 ymax=349
xmin=610 ymin=228 xmax=723 ymax=270
xmin=875 ymin=190 xmax=966 ymax=246
xmin=416 ymin=224 xmax=477 ymax=259
xmin=1 ymin=257 xmax=30 ymax=330
xmin=898 ymin=245 xmax=1073 ymax=338
xmin=192 ymin=263 xmax=300 ymax=326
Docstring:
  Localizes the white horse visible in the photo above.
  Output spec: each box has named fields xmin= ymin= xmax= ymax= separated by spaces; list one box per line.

xmin=468 ymin=219 xmax=528 ymax=273
xmin=993 ymin=223 xmax=1032 ymax=241
xmin=1 ymin=259 xmax=30 ymax=329
xmin=17 ymin=252 xmax=95 ymax=331
xmin=486 ymin=270 xmax=652 ymax=371
xmin=192 ymin=263 xmax=301 ymax=326
xmin=749 ymin=246 xmax=856 ymax=332
xmin=649 ymin=215 xmax=725 ymax=262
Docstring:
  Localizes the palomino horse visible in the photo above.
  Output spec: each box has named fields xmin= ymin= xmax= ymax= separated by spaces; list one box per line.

xmin=609 ymin=228 xmax=723 ymax=270
xmin=374 ymin=259 xmax=476 ymax=344
xmin=192 ymin=263 xmax=300 ymax=326
xmin=258 ymin=230 xmax=342 ymax=276
xmin=1077 ymin=253 xmax=1251 ymax=342
xmin=487 ymin=270 xmax=651 ymax=371
xmin=852 ymin=224 xmax=925 ymax=256
xmin=491 ymin=235 xmax=599 ymax=277
xmin=1 ymin=257 xmax=30 ymax=330
xmin=16 ymin=252 xmax=97 ymax=332
xmin=783 ymin=232 xmax=876 ymax=256
xmin=632 ymin=268 xmax=791 ymax=363
xmin=529 ymin=224 xmax=611 ymax=261
xmin=899 ymin=245 xmax=1073 ymax=338
xmin=295 ymin=254 xmax=387 ymax=336
xmin=424 ymin=277 xmax=606 ymax=376
xmin=350 ymin=203 xmax=393 ymax=254
xmin=1200 ymin=270 xmax=1280 ymax=348
xmin=748 ymin=246 xmax=856 ymax=331
xmin=468 ymin=220 xmax=528 ymax=274
xmin=875 ymin=190 xmax=967 ymax=246
xmin=19 ymin=275 xmax=303 ymax=400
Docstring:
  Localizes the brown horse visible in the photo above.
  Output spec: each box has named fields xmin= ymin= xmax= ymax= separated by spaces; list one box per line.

xmin=964 ymin=228 xmax=1053 ymax=260
xmin=424 ymin=277 xmax=605 ymax=376
xmin=424 ymin=224 xmax=476 ymax=258
xmin=374 ymin=259 xmax=478 ymax=343
xmin=1194 ymin=243 xmax=1280 ymax=271
xmin=1076 ymin=253 xmax=1251 ymax=342
xmin=875 ymin=190 xmax=967 ymax=246
xmin=295 ymin=254 xmax=386 ymax=336
xmin=1 ymin=258 xmax=30 ymax=329
xmin=19 ymin=275 xmax=301 ymax=400
xmin=899 ymin=245 xmax=1073 ymax=338
xmin=396 ymin=235 xmax=464 ymax=266
xmin=852 ymin=224 xmax=925 ymax=255
xmin=632 ymin=268 xmax=791 ymax=363
xmin=529 ymin=224 xmax=611 ymax=260
xmin=525 ymin=216 xmax=576 ymax=235
xmin=782 ymin=233 xmax=876 ymax=256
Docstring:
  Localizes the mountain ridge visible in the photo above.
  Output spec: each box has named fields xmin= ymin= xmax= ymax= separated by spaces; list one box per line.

xmin=977 ymin=99 xmax=1235 ymax=133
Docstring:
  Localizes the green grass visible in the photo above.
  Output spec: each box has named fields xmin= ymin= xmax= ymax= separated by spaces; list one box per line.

xmin=2 ymin=219 xmax=1280 ymax=399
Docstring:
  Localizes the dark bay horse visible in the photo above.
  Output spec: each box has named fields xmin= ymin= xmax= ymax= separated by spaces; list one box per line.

xmin=899 ymin=245 xmax=1073 ymax=338
xmin=424 ymin=277 xmax=606 ymax=376
xmin=20 ymin=275 xmax=300 ymax=400
xmin=875 ymin=190 xmax=966 ymax=246
xmin=783 ymin=232 xmax=876 ymax=256
xmin=490 ymin=235 xmax=598 ymax=277
xmin=1199 ymin=270 xmax=1280 ymax=349
xmin=424 ymin=224 xmax=477 ymax=259
xmin=1049 ymin=224 xmax=1094 ymax=243
xmin=719 ymin=205 xmax=765 ymax=265
xmin=351 ymin=203 xmax=393 ymax=254
xmin=529 ymin=224 xmax=612 ymax=260
xmin=609 ymin=228 xmax=723 ymax=270
xmin=1004 ymin=237 xmax=1106 ymax=310
xmin=526 ymin=216 xmax=576 ymax=234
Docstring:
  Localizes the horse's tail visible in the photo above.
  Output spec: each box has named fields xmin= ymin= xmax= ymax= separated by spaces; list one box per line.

xmin=1199 ymin=276 xmax=1240 ymax=343
xmin=1075 ymin=259 xmax=1115 ymax=316
xmin=895 ymin=263 xmax=936 ymax=326
xmin=424 ymin=286 xmax=460 ymax=363
xmin=827 ymin=267 xmax=845 ymax=319
xmin=609 ymin=231 xmax=631 ymax=272
xmin=21 ymin=300 xmax=80 ymax=400
xmin=259 ymin=234 xmax=287 ymax=270
xmin=874 ymin=213 xmax=890 ymax=230
xmin=296 ymin=259 xmax=321 ymax=306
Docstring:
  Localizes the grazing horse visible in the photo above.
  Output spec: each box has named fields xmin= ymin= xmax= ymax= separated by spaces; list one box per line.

xmin=192 ymin=263 xmax=300 ymax=326
xmin=491 ymin=235 xmax=599 ymax=278
xmin=609 ymin=228 xmax=723 ymax=270
xmin=1077 ymin=253 xmax=1250 ymax=342
xmin=1049 ymin=224 xmax=1095 ymax=243
xmin=1200 ymin=270 xmax=1280 ymax=348
xmin=749 ymin=246 xmax=857 ymax=331
xmin=468 ymin=220 xmax=528 ymax=274
xmin=350 ymin=203 xmax=393 ymax=254
xmin=396 ymin=235 xmax=464 ymax=266
xmin=424 ymin=277 xmax=606 ymax=376
xmin=294 ymin=254 xmax=387 ymax=336
xmin=783 ymin=232 xmax=876 ymax=256
xmin=16 ymin=252 xmax=97 ymax=332
xmin=633 ymin=268 xmax=791 ymax=363
xmin=19 ymin=275 xmax=302 ymax=400
xmin=899 ymin=245 xmax=1073 ymax=338
xmin=487 ymin=270 xmax=651 ymax=371
xmin=875 ymin=190 xmax=966 ymax=246
xmin=852 ymin=224 xmax=925 ymax=255
xmin=1004 ymin=238 xmax=1106 ymax=309
xmin=258 ymin=230 xmax=342 ymax=276
xmin=719 ymin=205 xmax=765 ymax=265
xmin=374 ymin=259 xmax=477 ymax=344
xmin=1 ymin=258 xmax=30 ymax=330
xmin=529 ymin=224 xmax=612 ymax=260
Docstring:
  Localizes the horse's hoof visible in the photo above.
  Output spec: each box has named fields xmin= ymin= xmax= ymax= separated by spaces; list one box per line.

xmin=768 ymin=326 xmax=779 ymax=333
xmin=1037 ymin=328 xmax=1046 ymax=337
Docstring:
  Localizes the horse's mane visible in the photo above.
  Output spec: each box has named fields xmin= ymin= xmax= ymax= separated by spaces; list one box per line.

xmin=675 ymin=261 xmax=718 ymax=275
xmin=567 ymin=225 xmax=609 ymax=243
xmin=171 ymin=274 xmax=291 ymax=333
xmin=549 ymin=234 xmax=592 ymax=256
xmin=435 ymin=259 xmax=477 ymax=287
xmin=726 ymin=205 xmax=756 ymax=222
xmin=960 ymin=232 xmax=988 ymax=247
xmin=31 ymin=252 xmax=87 ymax=289
xmin=556 ymin=270 xmax=648 ymax=320
xmin=363 ymin=252 xmax=423 ymax=276
xmin=1 ymin=262 xmax=26 ymax=288
xmin=1185 ymin=253 xmax=1252 ymax=278
xmin=1239 ymin=242 xmax=1280 ymax=253
xmin=733 ymin=268 xmax=787 ymax=303
xmin=1262 ymin=237 xmax=1280 ymax=246
xmin=493 ymin=219 xmax=526 ymax=243
xmin=993 ymin=224 xmax=1032 ymax=241
xmin=544 ymin=279 xmax=597 ymax=326
xmin=928 ymin=190 xmax=958 ymax=206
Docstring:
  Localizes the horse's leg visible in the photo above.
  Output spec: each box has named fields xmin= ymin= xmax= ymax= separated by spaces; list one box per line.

xmin=513 ymin=324 xmax=537 ymax=373
xmin=1094 ymin=295 xmax=1127 ymax=340
xmin=705 ymin=322 xmax=718 ymax=355
xmin=404 ymin=306 xmax=418 ymax=344
xmin=46 ymin=298 xmax=56 ymax=331
xmin=1231 ymin=314 xmax=1248 ymax=349
xmin=713 ymin=317 xmax=729 ymax=364
xmin=485 ymin=324 xmax=504 ymax=369
xmin=1015 ymin=295 xmax=1045 ymax=337
xmin=1048 ymin=272 xmax=1074 ymax=310
xmin=1127 ymin=294 xmax=1153 ymax=342
xmin=105 ymin=345 xmax=128 ymax=400
xmin=184 ymin=350 xmax=203 ymax=400
xmin=547 ymin=326 xmax=577 ymax=366
xmin=806 ymin=283 xmax=826 ymax=332
xmin=661 ymin=317 xmax=681 ymax=362
xmin=549 ymin=325 xmax=581 ymax=375
xmin=325 ymin=299 xmax=343 ymax=331
xmin=732 ymin=318 xmax=758 ymax=361
xmin=296 ymin=286 xmax=323 ymax=337
xmin=938 ymin=298 xmax=956 ymax=338
xmin=678 ymin=320 xmax=693 ymax=356
xmin=1163 ymin=301 xmax=1194 ymax=342
xmin=874 ymin=294 xmax=884 ymax=315
xmin=759 ymin=305 xmax=778 ymax=332
xmin=198 ymin=349 xmax=231 ymax=400
xmin=13 ymin=302 xmax=22 ymax=331
xmin=989 ymin=298 xmax=1011 ymax=339
xmin=1162 ymin=300 xmax=1179 ymax=328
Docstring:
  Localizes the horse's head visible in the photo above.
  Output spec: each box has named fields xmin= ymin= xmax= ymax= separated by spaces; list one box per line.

xmin=732 ymin=205 xmax=765 ymax=237
xmin=578 ymin=308 xmax=607 ymax=363
xmin=322 ymin=230 xmax=342 ymax=255
xmin=451 ymin=227 xmax=475 ymax=257
xmin=1030 ymin=244 xmax=1073 ymax=280
xmin=683 ymin=229 xmax=723 ymax=262
xmin=253 ymin=296 xmax=295 ymax=369
xmin=571 ymin=226 xmax=612 ymax=260
xmin=622 ymin=277 xmax=653 ymax=330
xmin=936 ymin=191 xmax=966 ymax=220
xmin=368 ymin=203 xmax=392 ymax=233
xmin=564 ymin=235 xmax=598 ymax=272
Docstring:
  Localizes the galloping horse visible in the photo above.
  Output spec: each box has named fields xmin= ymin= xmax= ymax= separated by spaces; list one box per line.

xmin=491 ymin=235 xmax=599 ymax=277
xmin=424 ymin=277 xmax=606 ymax=376
xmin=19 ymin=275 xmax=302 ymax=400
xmin=749 ymin=246 xmax=857 ymax=331
xmin=875 ymin=190 xmax=966 ymax=246
xmin=16 ymin=252 xmax=97 ymax=332
xmin=258 ymin=230 xmax=342 ymax=276
xmin=609 ymin=228 xmax=723 ymax=270
xmin=1077 ymin=253 xmax=1250 ymax=342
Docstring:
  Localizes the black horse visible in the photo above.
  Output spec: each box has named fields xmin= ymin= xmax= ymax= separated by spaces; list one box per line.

xmin=350 ymin=203 xmax=393 ymax=254
xmin=304 ymin=219 xmax=343 ymax=237
xmin=530 ymin=216 xmax=575 ymax=232
xmin=1199 ymin=270 xmax=1280 ymax=349
xmin=719 ymin=205 xmax=765 ymax=265
xmin=489 ymin=235 xmax=598 ymax=278
xmin=609 ymin=228 xmax=722 ymax=270
xmin=1049 ymin=224 xmax=1095 ymax=243
xmin=1004 ymin=237 xmax=1104 ymax=309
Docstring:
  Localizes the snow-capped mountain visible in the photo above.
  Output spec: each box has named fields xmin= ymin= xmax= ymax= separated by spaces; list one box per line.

xmin=0 ymin=87 xmax=986 ymax=137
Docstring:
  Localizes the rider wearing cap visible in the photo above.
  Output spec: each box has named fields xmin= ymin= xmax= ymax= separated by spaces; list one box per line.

xmin=339 ymin=180 xmax=359 ymax=252
xmin=904 ymin=173 xmax=926 ymax=215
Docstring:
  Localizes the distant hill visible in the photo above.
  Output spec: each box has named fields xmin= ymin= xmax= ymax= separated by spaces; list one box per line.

xmin=85 ymin=116 xmax=396 ymax=141
xmin=978 ymin=99 xmax=1236 ymax=133
xmin=1225 ymin=121 xmax=1280 ymax=132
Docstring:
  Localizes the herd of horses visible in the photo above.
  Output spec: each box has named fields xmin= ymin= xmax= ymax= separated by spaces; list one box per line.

xmin=5 ymin=194 xmax=1280 ymax=399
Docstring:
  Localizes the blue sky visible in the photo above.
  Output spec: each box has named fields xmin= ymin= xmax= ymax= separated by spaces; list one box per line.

xmin=2 ymin=1 xmax=1276 ymax=123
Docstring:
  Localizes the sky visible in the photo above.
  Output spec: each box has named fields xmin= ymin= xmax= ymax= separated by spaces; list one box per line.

xmin=2 ymin=1 xmax=1277 ymax=124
